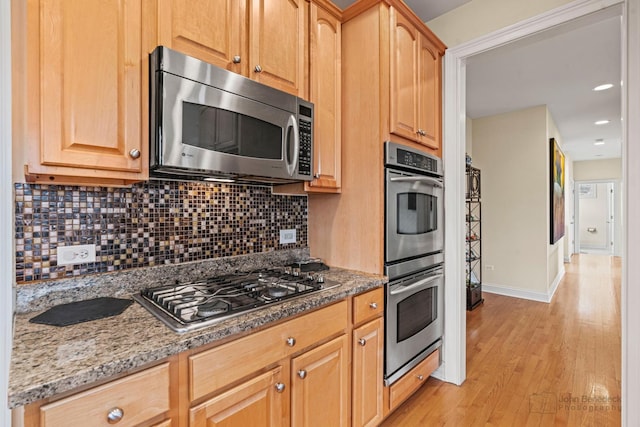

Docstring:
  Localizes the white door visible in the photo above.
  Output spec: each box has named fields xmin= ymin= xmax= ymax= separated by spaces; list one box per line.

xmin=577 ymin=182 xmax=614 ymax=254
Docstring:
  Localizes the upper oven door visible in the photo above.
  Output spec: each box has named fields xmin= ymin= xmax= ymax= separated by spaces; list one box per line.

xmin=385 ymin=169 xmax=444 ymax=263
xmin=153 ymin=72 xmax=300 ymax=179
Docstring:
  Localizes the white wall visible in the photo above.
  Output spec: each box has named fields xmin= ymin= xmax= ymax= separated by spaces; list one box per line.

xmin=1 ymin=0 xmax=12 ymax=423
xmin=472 ymin=105 xmax=550 ymax=296
xmin=427 ymin=0 xmax=575 ymax=46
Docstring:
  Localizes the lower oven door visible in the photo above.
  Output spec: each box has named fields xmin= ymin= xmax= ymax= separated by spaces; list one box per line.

xmin=385 ymin=169 xmax=444 ymax=263
xmin=385 ymin=267 xmax=443 ymax=383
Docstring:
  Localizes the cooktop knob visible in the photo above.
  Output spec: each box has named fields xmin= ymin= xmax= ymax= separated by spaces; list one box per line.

xmin=315 ymin=275 xmax=325 ymax=284
xmin=292 ymin=268 xmax=300 ymax=277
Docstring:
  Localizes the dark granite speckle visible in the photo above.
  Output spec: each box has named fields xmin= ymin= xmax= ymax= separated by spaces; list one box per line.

xmin=9 ymin=261 xmax=386 ymax=408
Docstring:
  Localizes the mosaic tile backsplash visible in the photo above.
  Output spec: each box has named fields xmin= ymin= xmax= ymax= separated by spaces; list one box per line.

xmin=14 ymin=181 xmax=307 ymax=283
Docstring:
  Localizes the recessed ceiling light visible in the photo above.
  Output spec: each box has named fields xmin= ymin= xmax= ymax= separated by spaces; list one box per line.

xmin=595 ymin=154 xmax=604 ymax=157
xmin=594 ymin=141 xmax=605 ymax=146
xmin=593 ymin=83 xmax=614 ymax=91
xmin=595 ymin=120 xmax=610 ymax=125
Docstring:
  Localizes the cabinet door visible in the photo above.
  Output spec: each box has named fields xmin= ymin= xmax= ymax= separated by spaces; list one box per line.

xmin=389 ymin=7 xmax=421 ymax=144
xmin=352 ymin=317 xmax=384 ymax=427
xmin=417 ymin=33 xmax=441 ymax=152
xmin=158 ymin=0 xmax=247 ymax=75
xmin=307 ymin=3 xmax=341 ymax=193
xmin=291 ymin=335 xmax=349 ymax=427
xmin=189 ymin=367 xmax=287 ymax=427
xmin=37 ymin=0 xmax=147 ymax=175
xmin=249 ymin=0 xmax=307 ymax=96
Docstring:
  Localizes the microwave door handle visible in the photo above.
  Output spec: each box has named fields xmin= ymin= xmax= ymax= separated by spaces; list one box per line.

xmin=390 ymin=176 xmax=443 ymax=188
xmin=285 ymin=115 xmax=299 ymax=176
xmin=389 ymin=274 xmax=444 ymax=296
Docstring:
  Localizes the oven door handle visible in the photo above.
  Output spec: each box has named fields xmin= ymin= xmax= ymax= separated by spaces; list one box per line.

xmin=390 ymin=176 xmax=443 ymax=187
xmin=389 ymin=274 xmax=444 ymax=295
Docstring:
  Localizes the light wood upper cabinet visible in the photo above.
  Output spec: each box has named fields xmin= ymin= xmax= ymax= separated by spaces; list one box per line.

xmin=291 ymin=335 xmax=349 ymax=427
xmin=159 ymin=0 xmax=306 ymax=97
xmin=389 ymin=6 xmax=442 ymax=152
xmin=17 ymin=0 xmax=155 ymax=185
xmin=250 ymin=0 xmax=307 ymax=97
xmin=307 ymin=1 xmax=342 ymax=192
xmin=158 ymin=0 xmax=247 ymax=75
xmin=189 ymin=367 xmax=286 ymax=427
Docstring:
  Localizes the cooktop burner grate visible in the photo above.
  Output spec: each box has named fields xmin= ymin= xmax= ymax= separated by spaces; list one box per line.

xmin=133 ymin=266 xmax=338 ymax=333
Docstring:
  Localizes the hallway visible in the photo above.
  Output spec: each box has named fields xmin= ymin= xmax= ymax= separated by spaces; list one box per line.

xmin=382 ymin=254 xmax=621 ymax=426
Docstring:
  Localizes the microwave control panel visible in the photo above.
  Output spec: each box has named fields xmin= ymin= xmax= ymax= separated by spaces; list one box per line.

xmin=298 ymin=119 xmax=312 ymax=176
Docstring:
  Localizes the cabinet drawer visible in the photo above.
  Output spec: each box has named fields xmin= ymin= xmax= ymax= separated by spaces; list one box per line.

xmin=353 ymin=288 xmax=384 ymax=325
xmin=389 ymin=348 xmax=439 ymax=410
xmin=40 ymin=363 xmax=170 ymax=427
xmin=190 ymin=300 xmax=348 ymax=401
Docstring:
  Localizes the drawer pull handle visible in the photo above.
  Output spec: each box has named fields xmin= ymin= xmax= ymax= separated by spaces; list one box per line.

xmin=417 ymin=374 xmax=424 ymax=381
xmin=275 ymin=382 xmax=286 ymax=393
xmin=107 ymin=407 xmax=124 ymax=424
xmin=369 ymin=302 xmax=378 ymax=309
xmin=286 ymin=337 xmax=296 ymax=347
xmin=358 ymin=338 xmax=367 ymax=346
xmin=298 ymin=369 xmax=307 ymax=379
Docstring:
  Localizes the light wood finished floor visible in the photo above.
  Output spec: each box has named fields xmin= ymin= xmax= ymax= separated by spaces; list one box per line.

xmin=382 ymin=254 xmax=621 ymax=426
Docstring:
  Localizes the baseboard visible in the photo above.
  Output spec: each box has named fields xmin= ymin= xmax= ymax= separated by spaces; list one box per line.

xmin=483 ymin=267 xmax=565 ymax=303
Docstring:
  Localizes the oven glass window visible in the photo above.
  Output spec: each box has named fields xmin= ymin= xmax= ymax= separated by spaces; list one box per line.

xmin=397 ymin=193 xmax=437 ymax=234
xmin=182 ymin=101 xmax=282 ymax=159
xmin=397 ymin=288 xmax=436 ymax=342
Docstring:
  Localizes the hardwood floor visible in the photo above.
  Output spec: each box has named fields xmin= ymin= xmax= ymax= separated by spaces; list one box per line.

xmin=382 ymin=254 xmax=621 ymax=426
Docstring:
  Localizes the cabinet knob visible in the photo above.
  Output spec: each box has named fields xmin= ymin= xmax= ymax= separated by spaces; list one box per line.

xmin=358 ymin=338 xmax=367 ymax=346
xmin=298 ymin=369 xmax=307 ymax=379
xmin=286 ymin=337 xmax=296 ymax=347
xmin=417 ymin=374 xmax=424 ymax=381
xmin=254 ymin=64 xmax=263 ymax=73
xmin=417 ymin=129 xmax=426 ymax=136
xmin=106 ymin=407 xmax=124 ymax=424
xmin=232 ymin=55 xmax=241 ymax=64
xmin=369 ymin=302 xmax=378 ymax=310
xmin=314 ymin=173 xmax=321 ymax=179
xmin=275 ymin=382 xmax=286 ymax=393
xmin=129 ymin=148 xmax=141 ymax=159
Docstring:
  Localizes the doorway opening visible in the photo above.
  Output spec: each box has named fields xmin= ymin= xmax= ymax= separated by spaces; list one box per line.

xmin=575 ymin=180 xmax=618 ymax=255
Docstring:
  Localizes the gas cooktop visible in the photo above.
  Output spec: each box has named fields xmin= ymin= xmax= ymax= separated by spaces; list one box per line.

xmin=133 ymin=265 xmax=338 ymax=333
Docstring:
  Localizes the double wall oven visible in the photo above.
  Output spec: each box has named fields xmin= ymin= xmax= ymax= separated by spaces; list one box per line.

xmin=384 ymin=141 xmax=444 ymax=385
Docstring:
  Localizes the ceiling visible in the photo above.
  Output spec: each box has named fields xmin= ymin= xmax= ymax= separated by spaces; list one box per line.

xmin=466 ymin=6 xmax=623 ymax=161
xmin=331 ymin=0 xmax=472 ymax=22
xmin=331 ymin=1 xmax=622 ymax=162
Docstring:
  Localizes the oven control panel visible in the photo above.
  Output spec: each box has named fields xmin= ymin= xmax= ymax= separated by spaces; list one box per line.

xmin=384 ymin=141 xmax=442 ymax=176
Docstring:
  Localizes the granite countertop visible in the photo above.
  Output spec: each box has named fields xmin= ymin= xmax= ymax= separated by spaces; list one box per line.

xmin=8 ymin=252 xmax=386 ymax=409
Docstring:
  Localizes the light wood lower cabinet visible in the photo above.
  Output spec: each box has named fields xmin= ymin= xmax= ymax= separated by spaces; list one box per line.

xmin=189 ymin=367 xmax=287 ymax=427
xmin=38 ymin=363 xmax=171 ymax=427
xmin=352 ymin=317 xmax=384 ymax=427
xmin=291 ymin=335 xmax=349 ymax=427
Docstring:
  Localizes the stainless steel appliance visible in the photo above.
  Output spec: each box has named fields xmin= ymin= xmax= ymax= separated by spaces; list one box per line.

xmin=149 ymin=46 xmax=314 ymax=184
xmin=133 ymin=265 xmax=337 ymax=333
xmin=384 ymin=141 xmax=444 ymax=385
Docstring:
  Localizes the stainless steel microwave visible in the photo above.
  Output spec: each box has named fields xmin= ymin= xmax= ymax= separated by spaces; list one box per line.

xmin=149 ymin=46 xmax=314 ymax=184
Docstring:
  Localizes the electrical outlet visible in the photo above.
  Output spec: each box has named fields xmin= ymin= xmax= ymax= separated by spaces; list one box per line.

xmin=279 ymin=229 xmax=296 ymax=244
xmin=57 ymin=244 xmax=96 ymax=266
xmin=485 ymin=265 xmax=494 ymax=271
